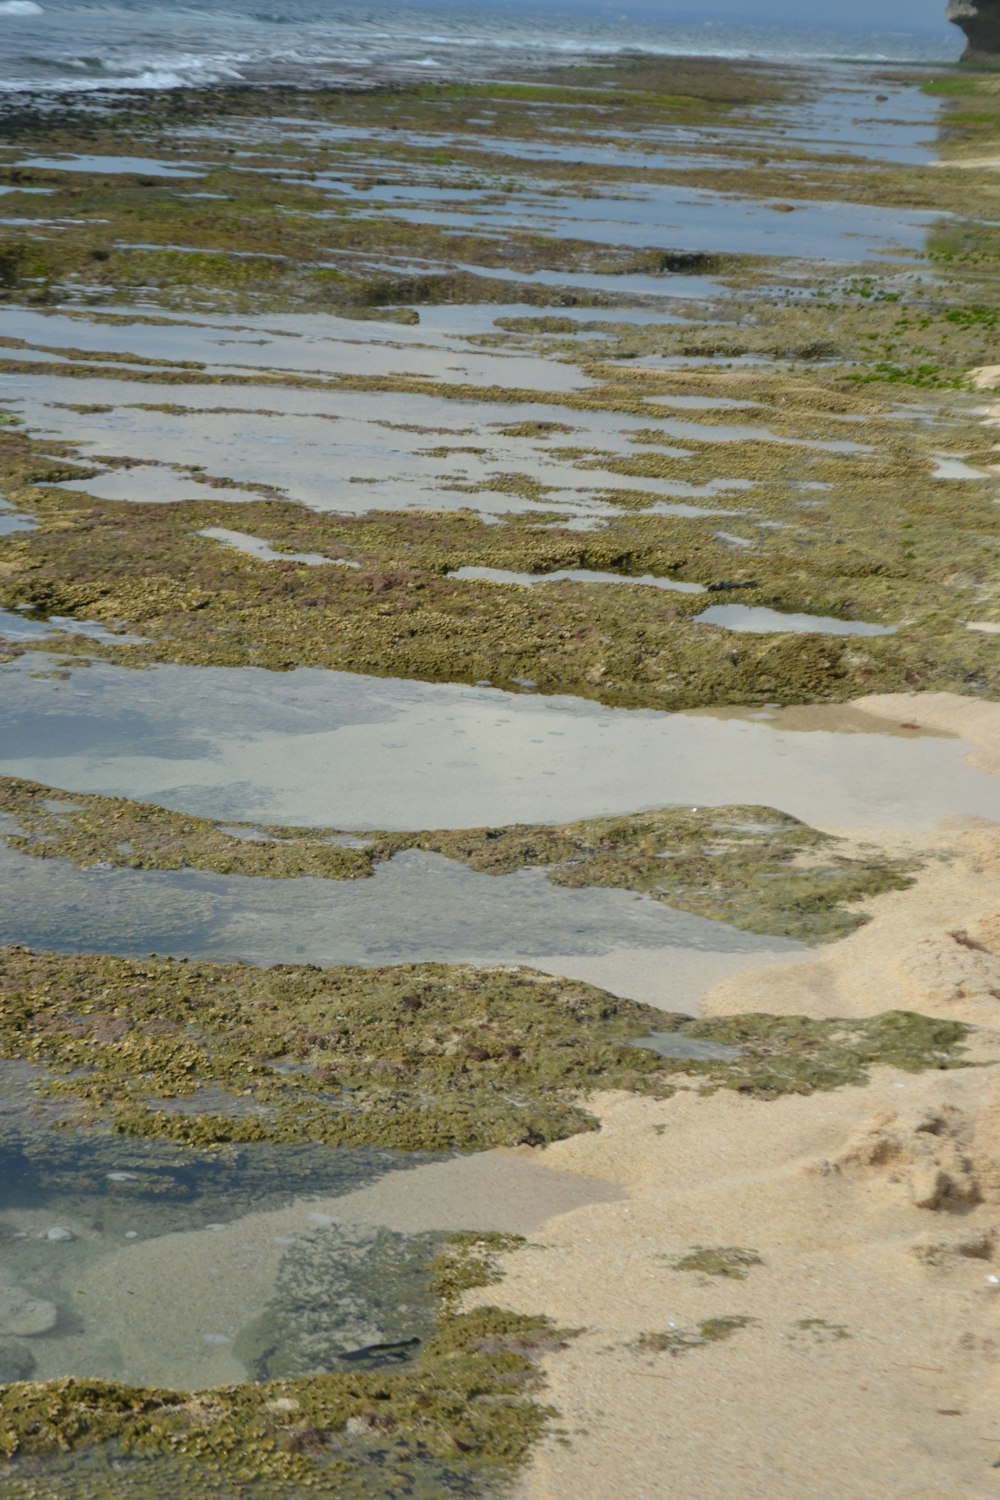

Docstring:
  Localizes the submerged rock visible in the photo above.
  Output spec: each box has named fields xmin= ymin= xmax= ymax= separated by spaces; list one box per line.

xmin=0 ymin=1339 xmax=35 ymax=1382
xmin=949 ymin=0 xmax=1000 ymax=62
xmin=0 ymin=1285 xmax=57 ymax=1336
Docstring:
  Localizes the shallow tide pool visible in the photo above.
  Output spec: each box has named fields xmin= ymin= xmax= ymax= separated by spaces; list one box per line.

xmin=0 ymin=657 xmax=991 ymax=833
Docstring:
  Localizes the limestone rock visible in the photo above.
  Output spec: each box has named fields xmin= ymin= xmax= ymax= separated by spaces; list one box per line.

xmin=948 ymin=0 xmax=1000 ymax=63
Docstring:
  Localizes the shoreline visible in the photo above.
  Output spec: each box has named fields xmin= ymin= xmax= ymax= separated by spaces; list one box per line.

xmin=469 ymin=688 xmax=1000 ymax=1500
xmin=0 ymin=42 xmax=997 ymax=1496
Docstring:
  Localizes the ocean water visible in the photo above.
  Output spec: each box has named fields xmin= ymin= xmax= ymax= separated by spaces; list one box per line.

xmin=0 ymin=0 xmax=962 ymax=94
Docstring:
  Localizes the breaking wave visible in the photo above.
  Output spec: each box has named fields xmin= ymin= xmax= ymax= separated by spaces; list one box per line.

xmin=0 ymin=0 xmax=962 ymax=93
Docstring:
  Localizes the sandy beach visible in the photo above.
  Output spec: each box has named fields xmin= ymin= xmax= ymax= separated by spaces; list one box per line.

xmin=450 ymin=693 xmax=1000 ymax=1499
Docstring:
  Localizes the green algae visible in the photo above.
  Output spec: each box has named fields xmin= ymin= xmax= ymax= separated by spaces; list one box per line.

xmin=0 ymin=778 xmax=914 ymax=945
xmin=635 ymin=1316 xmax=756 ymax=1356
xmin=0 ymin=950 xmax=972 ymax=1152
xmin=685 ymin=1010 xmax=971 ymax=1099
xmin=0 ymin=951 xmax=670 ymax=1152
xmin=0 ymin=441 xmax=996 ymax=711
xmin=666 ymin=1247 xmax=763 ymax=1280
xmin=427 ymin=1233 xmax=528 ymax=1306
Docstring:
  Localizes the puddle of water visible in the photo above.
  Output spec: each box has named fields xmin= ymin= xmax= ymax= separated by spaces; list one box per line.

xmin=0 ymin=842 xmax=802 ymax=1013
xmin=693 ymin=603 xmax=896 ymax=637
xmin=17 ymin=155 xmax=205 ymax=179
xmin=761 ymin=77 xmax=941 ymax=167
xmin=198 ymin=527 xmax=359 ymax=567
xmin=0 ymin=1113 xmax=615 ymax=1392
xmin=0 ymin=497 xmax=35 ymax=536
xmin=452 ymin=259 xmax=723 ymax=300
xmin=7 ymin=369 xmax=746 ymax=521
xmin=449 ymin=565 xmax=705 ymax=594
xmin=0 ymin=303 xmax=587 ymax=394
xmin=931 ymin=454 xmax=990 ymax=481
xmin=357 ymin=179 xmax=936 ymax=264
xmin=0 ymin=608 xmax=142 ymax=645
xmin=0 ymin=657 xmax=996 ymax=833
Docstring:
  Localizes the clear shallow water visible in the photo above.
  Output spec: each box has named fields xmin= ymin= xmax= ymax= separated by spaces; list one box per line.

xmin=3 ymin=367 xmax=752 ymax=521
xmin=198 ymin=526 xmax=357 ymax=567
xmin=0 ymin=498 xmax=35 ymax=537
xmin=0 ymin=2 xmax=960 ymax=95
xmin=0 ymin=1108 xmax=617 ymax=1391
xmin=0 ymin=656 xmax=996 ymax=832
xmin=0 ymin=607 xmax=142 ymax=644
xmin=694 ymin=603 xmax=896 ymax=637
xmin=0 ymin=1121 xmax=437 ymax=1388
xmin=449 ymin=565 xmax=707 ymax=594
xmin=0 ymin=841 xmax=803 ymax=1010
xmin=354 ymin=184 xmax=941 ymax=264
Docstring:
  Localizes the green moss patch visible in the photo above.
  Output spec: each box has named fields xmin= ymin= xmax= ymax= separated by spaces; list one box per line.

xmin=666 ymin=1247 xmax=763 ymax=1280
xmin=0 ymin=949 xmax=973 ymax=1151
xmin=636 ymin=1316 xmax=756 ymax=1356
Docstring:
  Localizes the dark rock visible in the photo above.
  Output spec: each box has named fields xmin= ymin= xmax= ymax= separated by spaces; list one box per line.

xmin=948 ymin=0 xmax=1000 ymax=62
xmin=707 ymin=579 xmax=759 ymax=593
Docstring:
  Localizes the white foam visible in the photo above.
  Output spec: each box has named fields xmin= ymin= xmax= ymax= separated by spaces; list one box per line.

xmin=0 ymin=1 xmax=42 ymax=15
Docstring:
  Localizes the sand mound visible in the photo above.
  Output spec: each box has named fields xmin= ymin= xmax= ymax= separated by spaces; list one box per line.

xmin=814 ymin=1101 xmax=982 ymax=1211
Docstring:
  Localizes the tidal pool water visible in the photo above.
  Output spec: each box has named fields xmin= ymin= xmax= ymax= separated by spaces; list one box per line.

xmin=8 ymin=369 xmax=748 ymax=520
xmin=448 ymin=565 xmax=707 ymax=593
xmin=0 ymin=656 xmax=994 ymax=833
xmin=0 ymin=1103 xmax=615 ymax=1391
xmin=0 ymin=842 xmax=804 ymax=1012
xmin=693 ymin=603 xmax=896 ymax=637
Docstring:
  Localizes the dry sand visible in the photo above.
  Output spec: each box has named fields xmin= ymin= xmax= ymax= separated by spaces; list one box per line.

xmin=461 ymin=692 xmax=1000 ymax=1500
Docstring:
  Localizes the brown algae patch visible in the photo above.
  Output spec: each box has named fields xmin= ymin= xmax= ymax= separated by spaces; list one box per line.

xmin=0 ymin=779 xmax=915 ymax=945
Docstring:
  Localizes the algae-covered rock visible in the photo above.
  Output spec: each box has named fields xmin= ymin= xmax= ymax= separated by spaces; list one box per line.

xmin=0 ymin=1235 xmax=557 ymax=1498
xmin=0 ymin=949 xmax=974 ymax=1152
xmin=0 ymin=777 xmax=915 ymax=945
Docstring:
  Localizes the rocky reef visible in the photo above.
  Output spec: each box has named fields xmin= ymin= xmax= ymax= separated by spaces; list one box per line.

xmin=949 ymin=0 xmax=1000 ymax=62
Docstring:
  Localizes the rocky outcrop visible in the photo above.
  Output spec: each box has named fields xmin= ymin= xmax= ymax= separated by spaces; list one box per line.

xmin=949 ymin=0 xmax=1000 ymax=62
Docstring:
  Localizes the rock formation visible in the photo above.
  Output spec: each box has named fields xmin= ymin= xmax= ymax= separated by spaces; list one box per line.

xmin=949 ymin=0 xmax=1000 ymax=62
